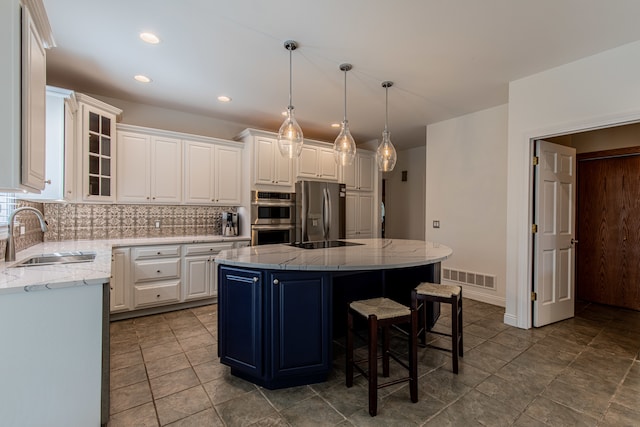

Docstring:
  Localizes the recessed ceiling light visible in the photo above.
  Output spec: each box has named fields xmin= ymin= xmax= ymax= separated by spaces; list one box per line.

xmin=217 ymin=95 xmax=231 ymax=102
xmin=134 ymin=75 xmax=151 ymax=83
xmin=331 ymin=123 xmax=341 ymax=128
xmin=140 ymin=32 xmax=160 ymax=44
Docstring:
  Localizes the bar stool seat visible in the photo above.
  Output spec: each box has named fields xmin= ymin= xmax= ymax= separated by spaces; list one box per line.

xmin=346 ymin=297 xmax=418 ymax=416
xmin=412 ymin=282 xmax=463 ymax=374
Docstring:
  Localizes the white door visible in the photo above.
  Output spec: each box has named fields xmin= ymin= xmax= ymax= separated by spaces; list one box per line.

xmin=533 ymin=140 xmax=576 ymax=326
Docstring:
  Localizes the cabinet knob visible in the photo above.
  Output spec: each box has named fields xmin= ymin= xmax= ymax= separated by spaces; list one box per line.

xmin=146 ymin=197 xmax=150 ymax=200
xmin=253 ymin=277 xmax=259 ymax=283
xmin=156 ymin=270 xmax=161 ymax=273
xmin=273 ymin=279 xmax=279 ymax=285
xmin=44 ymin=179 xmax=52 ymax=185
xmin=157 ymin=252 xmax=161 ymax=255
xmin=156 ymin=294 xmax=160 ymax=298
xmin=152 ymin=197 xmax=156 ymax=200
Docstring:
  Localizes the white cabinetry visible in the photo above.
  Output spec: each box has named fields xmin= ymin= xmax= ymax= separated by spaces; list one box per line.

xmin=76 ymin=93 xmax=122 ymax=202
xmin=343 ymin=152 xmax=374 ymax=191
xmin=131 ymin=245 xmax=181 ymax=309
xmin=184 ymin=140 xmax=242 ymax=205
xmin=117 ymin=126 xmax=182 ymax=203
xmin=236 ymin=129 xmax=293 ymax=189
xmin=0 ymin=0 xmax=54 ymax=192
xmin=182 ymin=242 xmax=234 ymax=301
xmin=110 ymin=247 xmax=131 ymax=312
xmin=346 ymin=192 xmax=375 ymax=238
xmin=297 ymin=143 xmax=339 ymax=181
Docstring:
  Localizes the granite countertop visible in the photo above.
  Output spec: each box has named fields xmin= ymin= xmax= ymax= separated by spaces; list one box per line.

xmin=0 ymin=235 xmax=250 ymax=295
xmin=215 ymin=238 xmax=453 ymax=271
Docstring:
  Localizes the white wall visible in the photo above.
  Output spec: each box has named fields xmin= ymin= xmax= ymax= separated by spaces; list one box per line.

xmin=426 ymin=104 xmax=508 ymax=306
xmin=506 ymin=39 xmax=640 ymax=328
xmin=384 ymin=145 xmax=426 ymax=240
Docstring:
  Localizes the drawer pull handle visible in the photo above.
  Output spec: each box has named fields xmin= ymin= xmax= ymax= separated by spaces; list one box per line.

xmin=253 ymin=277 xmax=259 ymax=283
xmin=156 ymin=294 xmax=160 ymax=298
xmin=157 ymin=252 xmax=161 ymax=255
xmin=273 ymin=279 xmax=279 ymax=285
xmin=157 ymin=270 xmax=161 ymax=273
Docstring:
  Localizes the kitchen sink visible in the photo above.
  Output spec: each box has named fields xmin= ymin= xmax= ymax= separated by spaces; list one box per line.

xmin=11 ymin=251 xmax=97 ymax=267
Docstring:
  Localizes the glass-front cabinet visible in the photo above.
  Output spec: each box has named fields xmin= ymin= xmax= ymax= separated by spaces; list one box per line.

xmin=76 ymin=94 xmax=121 ymax=202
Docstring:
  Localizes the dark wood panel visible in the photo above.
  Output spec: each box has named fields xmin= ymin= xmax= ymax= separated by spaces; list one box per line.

xmin=577 ymin=153 xmax=640 ymax=310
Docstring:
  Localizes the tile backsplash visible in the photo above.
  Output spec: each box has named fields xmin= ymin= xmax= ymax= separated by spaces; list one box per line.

xmin=43 ymin=203 xmax=237 ymax=241
xmin=0 ymin=200 xmax=46 ymax=259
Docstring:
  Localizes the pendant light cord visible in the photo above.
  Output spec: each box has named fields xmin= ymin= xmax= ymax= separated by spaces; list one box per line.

xmin=384 ymin=85 xmax=389 ymax=132
xmin=343 ymin=69 xmax=347 ymax=122
xmin=288 ymin=47 xmax=293 ymax=110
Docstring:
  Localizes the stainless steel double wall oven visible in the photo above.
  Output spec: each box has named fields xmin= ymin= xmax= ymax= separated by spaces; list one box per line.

xmin=250 ymin=191 xmax=295 ymax=246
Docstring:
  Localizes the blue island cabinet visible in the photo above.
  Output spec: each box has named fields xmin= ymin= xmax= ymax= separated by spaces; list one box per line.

xmin=218 ymin=266 xmax=332 ymax=389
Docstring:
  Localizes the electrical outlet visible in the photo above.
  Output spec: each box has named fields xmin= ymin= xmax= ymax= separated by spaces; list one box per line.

xmin=433 ymin=220 xmax=440 ymax=228
xmin=155 ymin=220 xmax=161 ymax=229
xmin=20 ymin=225 xmax=26 ymax=235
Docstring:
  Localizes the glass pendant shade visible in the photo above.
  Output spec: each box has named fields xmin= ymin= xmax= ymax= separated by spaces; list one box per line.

xmin=278 ymin=107 xmax=304 ymax=158
xmin=376 ymin=129 xmax=397 ymax=171
xmin=376 ymin=81 xmax=397 ymax=172
xmin=277 ymin=40 xmax=303 ymax=158
xmin=334 ymin=120 xmax=356 ymax=166
xmin=334 ymin=63 xmax=356 ymax=166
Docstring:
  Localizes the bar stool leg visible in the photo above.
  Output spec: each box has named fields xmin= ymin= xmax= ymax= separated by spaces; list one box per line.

xmin=459 ymin=292 xmax=464 ymax=359
xmin=382 ymin=325 xmax=390 ymax=377
xmin=368 ymin=314 xmax=378 ymax=417
xmin=451 ymin=295 xmax=459 ymax=374
xmin=409 ymin=308 xmax=418 ymax=403
xmin=346 ymin=310 xmax=354 ymax=388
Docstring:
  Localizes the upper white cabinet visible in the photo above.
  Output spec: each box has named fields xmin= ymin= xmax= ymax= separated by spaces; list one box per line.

xmin=0 ymin=0 xmax=54 ymax=192
xmin=343 ymin=151 xmax=374 ymax=192
xmin=117 ymin=125 xmax=182 ymax=204
xmin=236 ymin=129 xmax=293 ymax=189
xmin=76 ymin=93 xmax=122 ymax=202
xmin=184 ymin=139 xmax=242 ymax=205
xmin=297 ymin=143 xmax=339 ymax=181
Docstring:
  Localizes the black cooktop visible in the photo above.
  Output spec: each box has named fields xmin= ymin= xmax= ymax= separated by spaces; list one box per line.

xmin=289 ymin=240 xmax=364 ymax=249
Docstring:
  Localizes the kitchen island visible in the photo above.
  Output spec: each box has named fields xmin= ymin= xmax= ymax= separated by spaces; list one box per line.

xmin=215 ymin=238 xmax=452 ymax=389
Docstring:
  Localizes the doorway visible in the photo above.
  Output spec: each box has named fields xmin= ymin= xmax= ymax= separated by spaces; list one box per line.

xmin=541 ymin=124 xmax=640 ymax=316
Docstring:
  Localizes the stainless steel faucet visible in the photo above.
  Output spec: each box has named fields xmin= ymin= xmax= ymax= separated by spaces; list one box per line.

xmin=5 ymin=207 xmax=48 ymax=262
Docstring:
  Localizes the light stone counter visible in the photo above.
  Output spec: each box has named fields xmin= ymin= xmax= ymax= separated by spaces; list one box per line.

xmin=0 ymin=235 xmax=250 ymax=295
xmin=215 ymin=238 xmax=452 ymax=271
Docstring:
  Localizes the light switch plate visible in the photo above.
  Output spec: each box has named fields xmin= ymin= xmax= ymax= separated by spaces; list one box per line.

xmin=433 ymin=220 xmax=440 ymax=228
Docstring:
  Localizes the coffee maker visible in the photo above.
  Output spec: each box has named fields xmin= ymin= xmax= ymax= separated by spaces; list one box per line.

xmin=221 ymin=211 xmax=239 ymax=236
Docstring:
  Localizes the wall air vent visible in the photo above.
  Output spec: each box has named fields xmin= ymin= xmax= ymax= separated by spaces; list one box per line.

xmin=442 ymin=267 xmax=496 ymax=290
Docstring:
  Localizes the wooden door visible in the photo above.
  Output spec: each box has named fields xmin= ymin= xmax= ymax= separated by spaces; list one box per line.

xmin=577 ymin=147 xmax=640 ymax=310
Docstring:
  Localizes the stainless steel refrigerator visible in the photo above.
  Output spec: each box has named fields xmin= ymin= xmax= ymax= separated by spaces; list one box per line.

xmin=295 ymin=181 xmax=346 ymax=242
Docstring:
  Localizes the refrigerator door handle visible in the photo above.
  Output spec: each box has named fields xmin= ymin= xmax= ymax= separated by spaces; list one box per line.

xmin=323 ymin=187 xmax=331 ymax=239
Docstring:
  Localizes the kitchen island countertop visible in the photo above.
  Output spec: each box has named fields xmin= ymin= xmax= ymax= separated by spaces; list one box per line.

xmin=215 ymin=238 xmax=452 ymax=271
xmin=0 ymin=235 xmax=250 ymax=295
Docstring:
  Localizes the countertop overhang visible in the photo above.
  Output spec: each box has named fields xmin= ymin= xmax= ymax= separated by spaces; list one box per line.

xmin=214 ymin=239 xmax=453 ymax=271
xmin=0 ymin=235 xmax=249 ymax=295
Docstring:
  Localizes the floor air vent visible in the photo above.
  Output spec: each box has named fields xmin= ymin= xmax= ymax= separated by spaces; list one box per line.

xmin=443 ymin=268 xmax=496 ymax=290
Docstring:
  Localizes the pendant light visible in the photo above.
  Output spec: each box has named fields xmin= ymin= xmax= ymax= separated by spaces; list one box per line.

xmin=333 ymin=63 xmax=356 ymax=166
xmin=376 ymin=81 xmax=397 ymax=172
xmin=277 ymin=40 xmax=304 ymax=158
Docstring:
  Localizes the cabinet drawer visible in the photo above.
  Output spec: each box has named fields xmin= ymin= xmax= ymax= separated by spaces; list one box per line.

xmin=183 ymin=242 xmax=234 ymax=256
xmin=134 ymin=281 xmax=181 ymax=308
xmin=132 ymin=245 xmax=181 ymax=260
xmin=133 ymin=258 xmax=180 ymax=282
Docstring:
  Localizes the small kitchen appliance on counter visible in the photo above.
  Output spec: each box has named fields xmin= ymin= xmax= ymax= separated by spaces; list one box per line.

xmin=222 ymin=211 xmax=239 ymax=236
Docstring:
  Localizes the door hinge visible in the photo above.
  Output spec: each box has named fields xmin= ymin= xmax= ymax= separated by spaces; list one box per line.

xmin=531 ymin=224 xmax=538 ymax=233
xmin=532 ymin=156 xmax=539 ymax=166
xmin=531 ymin=291 xmax=537 ymax=301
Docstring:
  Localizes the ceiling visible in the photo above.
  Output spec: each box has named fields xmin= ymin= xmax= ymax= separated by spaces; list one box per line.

xmin=42 ymin=0 xmax=640 ymax=149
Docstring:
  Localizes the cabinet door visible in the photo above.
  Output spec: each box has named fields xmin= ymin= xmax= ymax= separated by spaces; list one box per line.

xmin=151 ymin=136 xmax=182 ymax=203
xmin=110 ymin=248 xmax=131 ymax=313
xmin=342 ymin=160 xmax=357 ymax=190
xmin=219 ymin=266 xmax=263 ymax=377
xmin=116 ymin=132 xmax=150 ymax=202
xmin=318 ymin=147 xmax=338 ymax=180
xmin=21 ymin=6 xmax=47 ymax=191
xmin=297 ymin=145 xmax=319 ymax=179
xmin=269 ymin=271 xmax=331 ymax=378
xmin=184 ymin=141 xmax=213 ymax=203
xmin=183 ymin=255 xmax=211 ymax=301
xmin=357 ymin=193 xmax=375 ymax=237
xmin=255 ymin=137 xmax=276 ymax=185
xmin=273 ymin=147 xmax=293 ymax=186
xmin=214 ymin=145 xmax=242 ymax=204
xmin=357 ymin=154 xmax=375 ymax=192
xmin=345 ymin=193 xmax=358 ymax=238
xmin=63 ymin=98 xmax=76 ymax=200
xmin=82 ymin=105 xmax=116 ymax=201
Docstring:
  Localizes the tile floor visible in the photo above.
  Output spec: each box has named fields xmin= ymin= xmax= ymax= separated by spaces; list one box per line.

xmin=107 ymin=299 xmax=640 ymax=426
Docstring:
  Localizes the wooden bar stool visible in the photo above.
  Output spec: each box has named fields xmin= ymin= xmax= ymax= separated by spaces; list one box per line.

xmin=412 ymin=282 xmax=463 ymax=374
xmin=346 ymin=297 xmax=418 ymax=417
